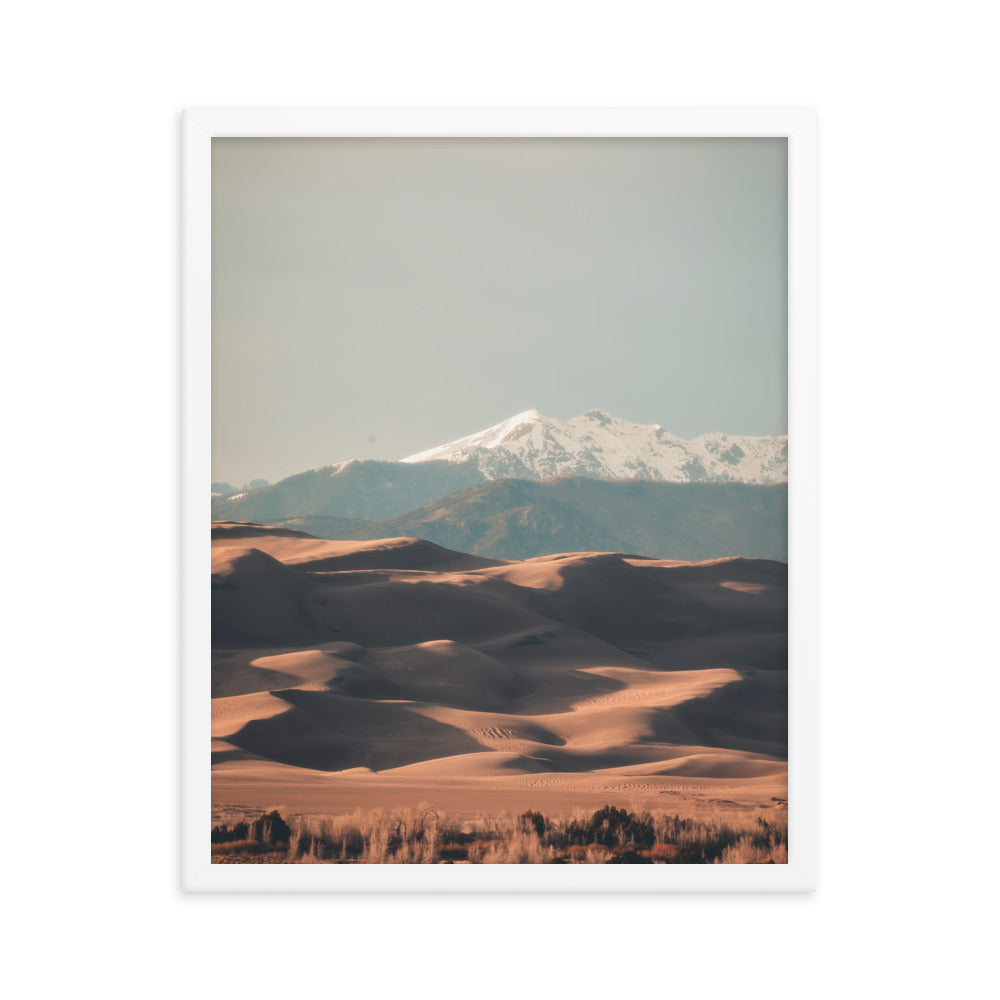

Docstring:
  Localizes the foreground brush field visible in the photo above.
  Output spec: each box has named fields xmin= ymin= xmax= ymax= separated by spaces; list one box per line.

xmin=211 ymin=522 xmax=788 ymax=861
xmin=211 ymin=801 xmax=788 ymax=865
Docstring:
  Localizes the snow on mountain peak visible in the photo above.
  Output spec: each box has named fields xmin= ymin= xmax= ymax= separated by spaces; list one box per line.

xmin=510 ymin=408 xmax=542 ymax=423
xmin=401 ymin=410 xmax=787 ymax=485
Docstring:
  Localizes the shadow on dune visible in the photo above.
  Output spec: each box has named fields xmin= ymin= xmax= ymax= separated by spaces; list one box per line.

xmin=211 ymin=525 xmax=789 ymax=779
xmin=629 ymin=632 xmax=788 ymax=671
xmin=226 ymin=689 xmax=488 ymax=772
xmin=671 ymin=671 xmax=788 ymax=756
xmin=520 ymin=555 xmax=787 ymax=647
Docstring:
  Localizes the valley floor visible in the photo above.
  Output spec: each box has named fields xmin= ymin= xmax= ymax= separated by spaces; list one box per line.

xmin=212 ymin=757 xmax=786 ymax=818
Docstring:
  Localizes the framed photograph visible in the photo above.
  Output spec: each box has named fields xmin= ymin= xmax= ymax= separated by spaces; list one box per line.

xmin=182 ymin=108 xmax=817 ymax=891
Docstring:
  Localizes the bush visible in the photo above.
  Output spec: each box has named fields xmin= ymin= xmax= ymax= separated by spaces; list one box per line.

xmin=566 ymin=806 xmax=656 ymax=850
xmin=210 ymin=820 xmax=249 ymax=844
xmin=212 ymin=810 xmax=290 ymax=846
xmin=519 ymin=810 xmax=546 ymax=837
xmin=249 ymin=810 xmax=292 ymax=845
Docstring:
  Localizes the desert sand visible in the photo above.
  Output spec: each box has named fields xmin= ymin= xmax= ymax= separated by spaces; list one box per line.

xmin=211 ymin=522 xmax=787 ymax=820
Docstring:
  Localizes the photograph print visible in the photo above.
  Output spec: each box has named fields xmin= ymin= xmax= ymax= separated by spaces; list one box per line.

xmin=206 ymin=131 xmax=792 ymax=871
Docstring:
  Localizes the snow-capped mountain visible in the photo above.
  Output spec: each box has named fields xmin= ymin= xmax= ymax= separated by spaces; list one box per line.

xmin=402 ymin=409 xmax=787 ymax=485
xmin=211 ymin=409 xmax=787 ymax=530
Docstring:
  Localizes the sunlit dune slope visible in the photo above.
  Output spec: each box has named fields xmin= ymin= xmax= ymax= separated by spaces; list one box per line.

xmin=211 ymin=522 xmax=788 ymax=812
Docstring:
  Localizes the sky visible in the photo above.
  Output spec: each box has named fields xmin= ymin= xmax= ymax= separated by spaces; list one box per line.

xmin=212 ymin=138 xmax=787 ymax=486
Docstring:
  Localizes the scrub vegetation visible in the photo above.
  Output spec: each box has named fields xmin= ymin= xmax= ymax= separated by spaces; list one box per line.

xmin=211 ymin=802 xmax=788 ymax=865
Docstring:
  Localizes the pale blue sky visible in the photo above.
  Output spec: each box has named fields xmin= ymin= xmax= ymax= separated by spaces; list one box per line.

xmin=213 ymin=138 xmax=787 ymax=485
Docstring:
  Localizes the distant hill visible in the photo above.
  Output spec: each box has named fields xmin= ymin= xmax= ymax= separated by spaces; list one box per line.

xmin=258 ymin=477 xmax=787 ymax=562
xmin=211 ymin=459 xmax=486 ymax=523
xmin=212 ymin=478 xmax=270 ymax=497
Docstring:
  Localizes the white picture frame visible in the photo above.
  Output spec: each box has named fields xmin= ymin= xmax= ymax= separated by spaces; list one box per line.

xmin=182 ymin=107 xmax=817 ymax=892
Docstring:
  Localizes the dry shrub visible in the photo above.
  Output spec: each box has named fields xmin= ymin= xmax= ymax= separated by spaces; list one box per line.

xmin=281 ymin=803 xmax=455 ymax=864
xmin=213 ymin=802 xmax=788 ymax=865
xmin=648 ymin=843 xmax=682 ymax=862
xmin=480 ymin=828 xmax=555 ymax=864
xmin=716 ymin=833 xmax=789 ymax=864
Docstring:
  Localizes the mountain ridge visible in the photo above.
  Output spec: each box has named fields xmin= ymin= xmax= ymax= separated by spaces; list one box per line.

xmin=212 ymin=408 xmax=788 ymax=526
xmin=402 ymin=409 xmax=787 ymax=485
xmin=238 ymin=477 xmax=788 ymax=562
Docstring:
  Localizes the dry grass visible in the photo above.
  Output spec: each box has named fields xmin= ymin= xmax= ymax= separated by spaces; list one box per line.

xmin=211 ymin=801 xmax=788 ymax=864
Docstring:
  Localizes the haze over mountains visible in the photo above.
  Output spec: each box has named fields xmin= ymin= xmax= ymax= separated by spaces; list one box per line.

xmin=212 ymin=409 xmax=787 ymax=562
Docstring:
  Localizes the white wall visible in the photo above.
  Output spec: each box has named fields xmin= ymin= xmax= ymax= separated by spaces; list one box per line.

xmin=4 ymin=3 xmax=996 ymax=997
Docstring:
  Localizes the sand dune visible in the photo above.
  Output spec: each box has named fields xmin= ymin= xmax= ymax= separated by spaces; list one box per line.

xmin=211 ymin=523 xmax=787 ymax=816
xmin=212 ymin=524 xmax=503 ymax=572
